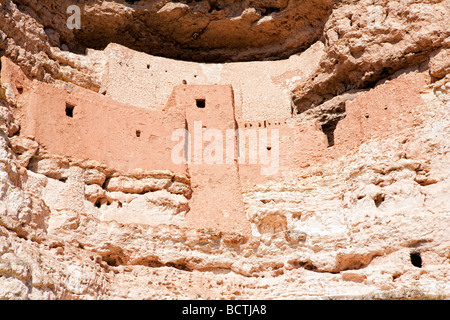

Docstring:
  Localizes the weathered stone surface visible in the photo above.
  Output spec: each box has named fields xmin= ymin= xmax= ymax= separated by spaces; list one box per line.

xmin=0 ymin=0 xmax=449 ymax=300
xmin=8 ymin=0 xmax=333 ymax=63
xmin=429 ymin=47 xmax=450 ymax=79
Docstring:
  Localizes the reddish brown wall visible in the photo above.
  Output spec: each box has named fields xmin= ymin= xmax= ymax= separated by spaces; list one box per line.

xmin=1 ymin=56 xmax=428 ymax=234
xmin=171 ymin=85 xmax=251 ymax=235
xmin=2 ymin=57 xmax=188 ymax=176
xmin=334 ymin=73 xmax=428 ymax=149
xmin=238 ymin=72 xmax=429 ymax=187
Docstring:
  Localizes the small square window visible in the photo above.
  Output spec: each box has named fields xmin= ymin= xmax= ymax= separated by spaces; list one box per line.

xmin=196 ymin=99 xmax=206 ymax=109
xmin=65 ymin=103 xmax=75 ymax=118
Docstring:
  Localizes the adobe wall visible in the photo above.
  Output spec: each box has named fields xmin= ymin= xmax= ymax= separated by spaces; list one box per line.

xmin=169 ymin=85 xmax=251 ymax=235
xmin=237 ymin=72 xmax=429 ymax=188
xmin=2 ymin=57 xmax=251 ymax=233
xmin=291 ymin=72 xmax=429 ymax=168
xmin=333 ymin=73 xmax=429 ymax=149
xmin=99 ymin=42 xmax=325 ymax=122
xmin=2 ymin=56 xmax=429 ymax=235
xmin=1 ymin=57 xmax=187 ymax=176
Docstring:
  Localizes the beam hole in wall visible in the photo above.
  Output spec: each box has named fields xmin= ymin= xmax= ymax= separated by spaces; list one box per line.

xmin=321 ymin=120 xmax=339 ymax=147
xmin=16 ymin=85 xmax=23 ymax=94
xmin=410 ymin=251 xmax=422 ymax=268
xmin=264 ymin=7 xmax=281 ymax=16
xmin=208 ymin=2 xmax=222 ymax=13
xmin=136 ymin=130 xmax=141 ymax=138
xmin=374 ymin=194 xmax=385 ymax=208
xmin=58 ymin=177 xmax=68 ymax=183
xmin=65 ymin=103 xmax=75 ymax=118
xmin=196 ymin=99 xmax=206 ymax=109
xmin=12 ymin=125 xmax=20 ymax=137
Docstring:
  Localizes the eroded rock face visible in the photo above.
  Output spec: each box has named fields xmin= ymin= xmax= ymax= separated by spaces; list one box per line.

xmin=0 ymin=0 xmax=449 ymax=300
xmin=13 ymin=0 xmax=333 ymax=62
xmin=291 ymin=0 xmax=450 ymax=113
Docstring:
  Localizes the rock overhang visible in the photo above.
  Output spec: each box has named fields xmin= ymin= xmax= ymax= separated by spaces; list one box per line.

xmin=17 ymin=0 xmax=334 ymax=62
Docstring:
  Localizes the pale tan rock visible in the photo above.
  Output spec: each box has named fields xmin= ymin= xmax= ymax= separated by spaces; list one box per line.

xmin=104 ymin=176 xmax=145 ymax=194
xmin=9 ymin=136 xmax=38 ymax=167
xmin=157 ymin=2 xmax=190 ymax=18
xmin=0 ymin=0 xmax=449 ymax=301
xmin=429 ymin=47 xmax=450 ymax=79
xmin=84 ymin=168 xmax=106 ymax=186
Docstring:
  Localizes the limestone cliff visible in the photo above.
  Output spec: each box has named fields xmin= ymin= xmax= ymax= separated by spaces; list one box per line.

xmin=0 ymin=0 xmax=449 ymax=299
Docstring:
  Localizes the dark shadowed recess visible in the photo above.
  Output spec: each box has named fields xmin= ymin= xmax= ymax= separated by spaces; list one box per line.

xmin=13 ymin=0 xmax=334 ymax=62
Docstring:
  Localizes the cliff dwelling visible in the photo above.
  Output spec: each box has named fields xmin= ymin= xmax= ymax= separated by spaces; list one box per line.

xmin=0 ymin=0 xmax=449 ymax=301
